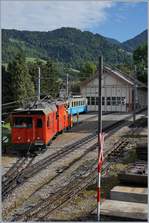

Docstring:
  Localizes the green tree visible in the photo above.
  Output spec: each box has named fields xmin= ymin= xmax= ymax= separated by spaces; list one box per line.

xmin=133 ymin=43 xmax=147 ymax=83
xmin=80 ymin=61 xmax=97 ymax=81
xmin=2 ymin=65 xmax=13 ymax=103
xmin=28 ymin=59 xmax=61 ymax=98
xmin=7 ymin=53 xmax=35 ymax=102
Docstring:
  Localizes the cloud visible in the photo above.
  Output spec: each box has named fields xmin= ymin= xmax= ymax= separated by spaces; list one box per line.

xmin=1 ymin=1 xmax=113 ymax=31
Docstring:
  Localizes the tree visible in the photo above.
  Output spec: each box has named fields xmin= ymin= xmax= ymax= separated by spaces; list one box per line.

xmin=80 ymin=61 xmax=97 ymax=81
xmin=28 ymin=59 xmax=61 ymax=98
xmin=133 ymin=43 xmax=147 ymax=83
xmin=2 ymin=65 xmax=13 ymax=103
xmin=7 ymin=53 xmax=35 ymax=103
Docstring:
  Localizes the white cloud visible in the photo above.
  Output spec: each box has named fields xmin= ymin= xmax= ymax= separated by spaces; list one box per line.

xmin=1 ymin=1 xmax=113 ymax=31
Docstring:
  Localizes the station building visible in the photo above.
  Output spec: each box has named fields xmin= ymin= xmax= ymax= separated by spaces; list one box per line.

xmin=80 ymin=66 xmax=147 ymax=112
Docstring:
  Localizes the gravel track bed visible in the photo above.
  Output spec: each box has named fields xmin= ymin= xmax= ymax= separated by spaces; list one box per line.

xmin=2 ymin=137 xmax=98 ymax=220
xmin=2 ymin=112 xmax=146 ymax=221
xmin=6 ymin=127 xmax=130 ymax=220
xmin=38 ymin=119 xmax=147 ymax=221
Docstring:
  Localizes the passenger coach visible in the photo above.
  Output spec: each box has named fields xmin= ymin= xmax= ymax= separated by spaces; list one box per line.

xmin=67 ymin=96 xmax=88 ymax=115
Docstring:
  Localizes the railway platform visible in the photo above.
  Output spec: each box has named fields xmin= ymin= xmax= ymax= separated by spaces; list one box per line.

xmin=100 ymin=199 xmax=148 ymax=221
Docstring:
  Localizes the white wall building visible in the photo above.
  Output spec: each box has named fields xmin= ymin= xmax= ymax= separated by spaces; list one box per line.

xmin=80 ymin=66 xmax=147 ymax=112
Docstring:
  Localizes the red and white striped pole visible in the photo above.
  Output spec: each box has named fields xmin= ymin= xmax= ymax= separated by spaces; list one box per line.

xmin=97 ymin=56 xmax=103 ymax=221
xmin=97 ymin=133 xmax=104 ymax=221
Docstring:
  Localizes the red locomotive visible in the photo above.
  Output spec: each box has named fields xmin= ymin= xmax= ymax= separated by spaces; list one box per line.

xmin=11 ymin=100 xmax=72 ymax=152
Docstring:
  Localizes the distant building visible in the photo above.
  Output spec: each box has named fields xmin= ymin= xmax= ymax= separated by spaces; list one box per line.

xmin=80 ymin=66 xmax=147 ymax=112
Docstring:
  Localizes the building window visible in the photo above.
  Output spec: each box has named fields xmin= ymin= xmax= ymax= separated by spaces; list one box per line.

xmin=112 ymin=97 xmax=116 ymax=105
xmin=107 ymin=97 xmax=111 ymax=105
xmin=122 ymin=97 xmax=126 ymax=105
xmin=102 ymin=97 xmax=105 ymax=105
xmin=91 ymin=97 xmax=95 ymax=105
xmin=87 ymin=97 xmax=90 ymax=105
xmin=96 ymin=97 xmax=98 ymax=105
xmin=117 ymin=97 xmax=121 ymax=105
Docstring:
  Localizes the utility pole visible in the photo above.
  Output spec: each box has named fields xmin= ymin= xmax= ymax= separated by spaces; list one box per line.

xmin=98 ymin=56 xmax=103 ymax=141
xmin=37 ymin=67 xmax=41 ymax=101
xmin=66 ymin=73 xmax=69 ymax=98
xmin=133 ymin=65 xmax=137 ymax=126
xmin=97 ymin=56 xmax=103 ymax=221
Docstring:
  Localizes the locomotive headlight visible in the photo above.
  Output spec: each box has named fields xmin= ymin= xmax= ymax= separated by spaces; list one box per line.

xmin=18 ymin=136 xmax=21 ymax=140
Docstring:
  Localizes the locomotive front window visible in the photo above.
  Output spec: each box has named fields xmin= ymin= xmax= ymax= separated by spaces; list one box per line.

xmin=13 ymin=117 xmax=32 ymax=128
xmin=37 ymin=119 xmax=42 ymax=128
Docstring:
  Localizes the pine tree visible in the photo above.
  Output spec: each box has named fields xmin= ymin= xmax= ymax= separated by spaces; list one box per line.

xmin=7 ymin=53 xmax=35 ymax=103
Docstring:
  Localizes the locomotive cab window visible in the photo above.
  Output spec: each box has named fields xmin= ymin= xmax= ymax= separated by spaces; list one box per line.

xmin=36 ymin=119 xmax=42 ymax=128
xmin=13 ymin=117 xmax=32 ymax=128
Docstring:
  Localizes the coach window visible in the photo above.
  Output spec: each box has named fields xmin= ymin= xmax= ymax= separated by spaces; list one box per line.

xmin=47 ymin=117 xmax=50 ymax=128
xmin=37 ymin=119 xmax=42 ymax=128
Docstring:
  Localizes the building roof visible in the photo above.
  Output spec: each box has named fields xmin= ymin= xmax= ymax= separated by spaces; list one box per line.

xmin=80 ymin=65 xmax=147 ymax=89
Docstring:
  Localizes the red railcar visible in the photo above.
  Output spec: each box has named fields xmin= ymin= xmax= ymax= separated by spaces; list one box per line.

xmin=56 ymin=101 xmax=69 ymax=132
xmin=11 ymin=100 xmax=70 ymax=152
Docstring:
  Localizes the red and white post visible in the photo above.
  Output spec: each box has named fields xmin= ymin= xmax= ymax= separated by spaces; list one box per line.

xmin=97 ymin=133 xmax=104 ymax=221
xmin=97 ymin=56 xmax=103 ymax=221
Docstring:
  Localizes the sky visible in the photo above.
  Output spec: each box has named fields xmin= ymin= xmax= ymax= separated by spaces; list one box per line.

xmin=1 ymin=0 xmax=148 ymax=42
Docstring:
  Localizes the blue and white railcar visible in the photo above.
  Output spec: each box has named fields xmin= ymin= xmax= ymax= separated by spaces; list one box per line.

xmin=67 ymin=96 xmax=87 ymax=115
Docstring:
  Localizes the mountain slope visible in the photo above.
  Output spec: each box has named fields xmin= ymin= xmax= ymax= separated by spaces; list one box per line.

xmin=122 ymin=30 xmax=147 ymax=52
xmin=2 ymin=27 xmax=132 ymax=67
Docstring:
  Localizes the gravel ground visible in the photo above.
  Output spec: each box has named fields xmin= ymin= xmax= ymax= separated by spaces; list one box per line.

xmin=42 ymin=124 xmax=147 ymax=221
xmin=2 ymin=112 xmax=147 ymax=221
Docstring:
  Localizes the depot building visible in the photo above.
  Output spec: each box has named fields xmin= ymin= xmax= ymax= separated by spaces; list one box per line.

xmin=80 ymin=66 xmax=147 ymax=112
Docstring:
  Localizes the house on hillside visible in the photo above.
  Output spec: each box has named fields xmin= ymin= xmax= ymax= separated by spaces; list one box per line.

xmin=80 ymin=66 xmax=147 ymax=112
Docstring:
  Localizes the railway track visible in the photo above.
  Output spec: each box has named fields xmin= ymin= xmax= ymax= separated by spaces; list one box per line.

xmin=13 ymin=137 xmax=129 ymax=222
xmin=2 ymin=117 xmax=130 ymax=200
xmin=2 ymin=156 xmax=35 ymax=200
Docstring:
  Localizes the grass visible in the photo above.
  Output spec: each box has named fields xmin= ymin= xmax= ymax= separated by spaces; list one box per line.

xmin=2 ymin=122 xmax=11 ymax=144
